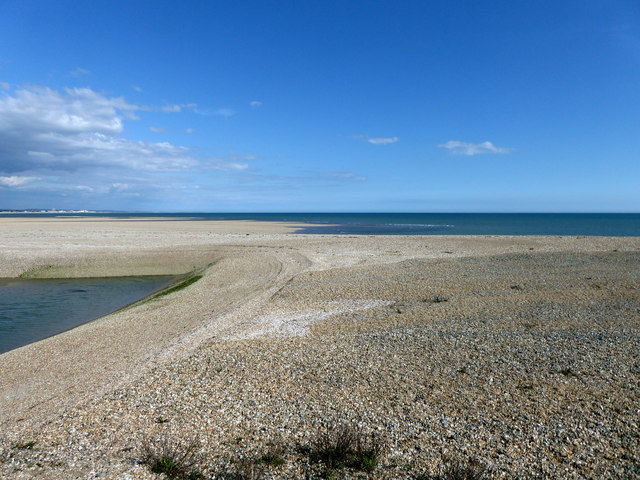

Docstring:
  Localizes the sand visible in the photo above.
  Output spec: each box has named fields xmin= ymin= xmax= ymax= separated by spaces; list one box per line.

xmin=0 ymin=218 xmax=638 ymax=479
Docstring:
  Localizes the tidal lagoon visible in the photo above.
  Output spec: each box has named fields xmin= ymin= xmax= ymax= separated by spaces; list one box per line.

xmin=0 ymin=276 xmax=175 ymax=354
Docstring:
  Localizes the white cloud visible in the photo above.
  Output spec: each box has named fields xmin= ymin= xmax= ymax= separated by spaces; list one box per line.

xmin=193 ymin=106 xmax=237 ymax=117
xmin=161 ymin=103 xmax=197 ymax=113
xmin=218 ymin=162 xmax=248 ymax=171
xmin=205 ymin=159 xmax=249 ymax=171
xmin=0 ymin=82 xmax=9 ymax=91
xmin=149 ymin=126 xmax=166 ymax=134
xmin=367 ymin=136 xmax=399 ymax=145
xmin=354 ymin=135 xmax=399 ymax=145
xmin=0 ymin=85 xmax=261 ymax=208
xmin=0 ymin=86 xmax=199 ymax=175
xmin=185 ymin=128 xmax=194 ymax=134
xmin=0 ymin=86 xmax=134 ymax=135
xmin=327 ymin=172 xmax=366 ymax=181
xmin=0 ymin=175 xmax=41 ymax=187
xmin=161 ymin=104 xmax=181 ymax=113
xmin=438 ymin=140 xmax=514 ymax=155
xmin=132 ymin=85 xmax=143 ymax=93
xmin=250 ymin=101 xmax=263 ymax=107
xmin=110 ymin=183 xmax=131 ymax=192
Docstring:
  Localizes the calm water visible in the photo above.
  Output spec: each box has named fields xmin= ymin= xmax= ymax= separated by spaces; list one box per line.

xmin=0 ymin=276 xmax=174 ymax=354
xmin=2 ymin=212 xmax=639 ymax=236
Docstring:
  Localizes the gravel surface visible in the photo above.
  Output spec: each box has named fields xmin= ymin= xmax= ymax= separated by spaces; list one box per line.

xmin=0 ymin=219 xmax=638 ymax=479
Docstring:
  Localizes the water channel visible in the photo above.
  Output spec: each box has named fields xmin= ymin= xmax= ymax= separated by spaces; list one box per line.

xmin=0 ymin=276 xmax=175 ymax=354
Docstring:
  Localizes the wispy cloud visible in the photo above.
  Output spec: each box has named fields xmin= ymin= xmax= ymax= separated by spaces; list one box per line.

xmin=354 ymin=135 xmax=399 ymax=145
xmin=203 ymin=153 xmax=253 ymax=171
xmin=0 ymin=175 xmax=41 ymax=187
xmin=132 ymin=85 xmax=143 ymax=93
xmin=367 ymin=136 xmax=399 ymax=145
xmin=438 ymin=140 xmax=514 ymax=155
xmin=250 ymin=100 xmax=263 ymax=107
xmin=149 ymin=127 xmax=167 ymax=134
xmin=161 ymin=103 xmax=197 ymax=113
xmin=70 ymin=67 xmax=91 ymax=77
xmin=326 ymin=172 xmax=366 ymax=181
xmin=0 ymin=82 xmax=9 ymax=91
xmin=193 ymin=106 xmax=237 ymax=117
xmin=207 ymin=161 xmax=249 ymax=171
xmin=185 ymin=128 xmax=194 ymax=134
xmin=214 ymin=108 xmax=235 ymax=118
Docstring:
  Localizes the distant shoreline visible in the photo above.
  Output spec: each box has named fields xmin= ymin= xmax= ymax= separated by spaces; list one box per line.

xmin=2 ymin=211 xmax=638 ymax=236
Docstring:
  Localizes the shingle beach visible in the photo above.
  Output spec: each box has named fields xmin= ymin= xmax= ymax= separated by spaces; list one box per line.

xmin=1 ymin=218 xmax=638 ymax=479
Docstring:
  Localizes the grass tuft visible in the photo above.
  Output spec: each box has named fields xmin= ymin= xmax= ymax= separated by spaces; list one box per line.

xmin=439 ymin=458 xmax=490 ymax=480
xmin=258 ymin=452 xmax=285 ymax=467
xmin=418 ymin=457 xmax=490 ymax=480
xmin=310 ymin=424 xmax=385 ymax=473
xmin=232 ymin=458 xmax=265 ymax=480
xmin=141 ymin=438 xmax=202 ymax=479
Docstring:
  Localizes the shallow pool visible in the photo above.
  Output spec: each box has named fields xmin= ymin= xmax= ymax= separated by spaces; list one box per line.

xmin=0 ymin=276 xmax=175 ymax=354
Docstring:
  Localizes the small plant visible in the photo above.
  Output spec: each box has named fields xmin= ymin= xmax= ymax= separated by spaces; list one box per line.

xmin=439 ymin=457 xmax=489 ymax=480
xmin=559 ymin=367 xmax=577 ymax=377
xmin=186 ymin=472 xmax=205 ymax=480
xmin=141 ymin=438 xmax=202 ymax=479
xmin=423 ymin=295 xmax=449 ymax=304
xmin=151 ymin=457 xmax=180 ymax=476
xmin=258 ymin=452 xmax=285 ymax=467
xmin=516 ymin=383 xmax=534 ymax=391
xmin=357 ymin=449 xmax=379 ymax=472
xmin=310 ymin=424 xmax=385 ymax=472
xmin=13 ymin=441 xmax=36 ymax=450
xmin=156 ymin=417 xmax=170 ymax=424
xmin=233 ymin=458 xmax=265 ymax=480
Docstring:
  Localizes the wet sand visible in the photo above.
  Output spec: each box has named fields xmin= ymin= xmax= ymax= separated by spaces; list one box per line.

xmin=0 ymin=218 xmax=638 ymax=479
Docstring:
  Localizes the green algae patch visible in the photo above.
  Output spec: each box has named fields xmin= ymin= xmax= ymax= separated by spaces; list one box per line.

xmin=18 ymin=264 xmax=64 ymax=279
xmin=134 ymin=261 xmax=216 ymax=306
xmin=154 ymin=275 xmax=203 ymax=298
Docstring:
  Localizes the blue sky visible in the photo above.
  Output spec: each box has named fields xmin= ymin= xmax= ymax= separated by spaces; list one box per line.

xmin=0 ymin=0 xmax=638 ymax=212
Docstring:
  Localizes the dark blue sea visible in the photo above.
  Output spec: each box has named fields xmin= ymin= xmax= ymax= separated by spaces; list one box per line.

xmin=2 ymin=212 xmax=639 ymax=236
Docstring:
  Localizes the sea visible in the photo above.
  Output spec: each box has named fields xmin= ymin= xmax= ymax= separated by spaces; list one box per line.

xmin=2 ymin=212 xmax=639 ymax=236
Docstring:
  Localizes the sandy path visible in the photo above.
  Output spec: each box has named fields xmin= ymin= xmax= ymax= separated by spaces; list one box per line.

xmin=0 ymin=246 xmax=311 ymax=431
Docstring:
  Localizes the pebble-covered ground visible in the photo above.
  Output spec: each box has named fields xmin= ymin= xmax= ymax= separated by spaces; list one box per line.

xmin=1 ymin=250 xmax=638 ymax=479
